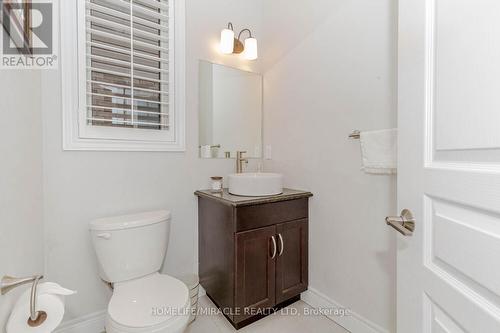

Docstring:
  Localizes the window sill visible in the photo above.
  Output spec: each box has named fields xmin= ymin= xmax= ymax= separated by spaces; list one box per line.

xmin=63 ymin=136 xmax=186 ymax=152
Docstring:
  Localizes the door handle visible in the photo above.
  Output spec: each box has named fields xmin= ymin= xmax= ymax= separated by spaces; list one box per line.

xmin=270 ymin=236 xmax=277 ymax=259
xmin=278 ymin=233 xmax=284 ymax=256
xmin=385 ymin=209 xmax=415 ymax=236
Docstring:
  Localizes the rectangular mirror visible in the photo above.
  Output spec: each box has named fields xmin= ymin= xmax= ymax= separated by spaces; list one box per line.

xmin=199 ymin=60 xmax=263 ymax=159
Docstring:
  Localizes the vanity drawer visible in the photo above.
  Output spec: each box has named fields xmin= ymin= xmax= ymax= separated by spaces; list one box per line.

xmin=235 ymin=198 xmax=308 ymax=232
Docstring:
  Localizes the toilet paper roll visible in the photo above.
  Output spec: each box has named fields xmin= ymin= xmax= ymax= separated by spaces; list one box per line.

xmin=6 ymin=283 xmax=76 ymax=333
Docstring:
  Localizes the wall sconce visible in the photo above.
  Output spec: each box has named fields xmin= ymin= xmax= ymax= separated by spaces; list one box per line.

xmin=220 ymin=22 xmax=258 ymax=60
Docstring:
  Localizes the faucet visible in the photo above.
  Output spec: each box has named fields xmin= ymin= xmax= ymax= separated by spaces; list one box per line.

xmin=236 ymin=151 xmax=249 ymax=173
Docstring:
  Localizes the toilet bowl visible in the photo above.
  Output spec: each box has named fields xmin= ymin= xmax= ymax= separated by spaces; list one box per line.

xmin=90 ymin=210 xmax=190 ymax=333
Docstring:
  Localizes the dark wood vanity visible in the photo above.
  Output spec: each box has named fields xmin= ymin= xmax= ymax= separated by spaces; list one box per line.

xmin=195 ymin=189 xmax=313 ymax=329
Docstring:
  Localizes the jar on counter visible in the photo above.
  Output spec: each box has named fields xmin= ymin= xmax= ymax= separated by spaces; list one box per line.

xmin=210 ymin=177 xmax=223 ymax=193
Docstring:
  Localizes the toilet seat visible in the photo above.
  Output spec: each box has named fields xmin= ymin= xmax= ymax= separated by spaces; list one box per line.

xmin=106 ymin=273 xmax=190 ymax=333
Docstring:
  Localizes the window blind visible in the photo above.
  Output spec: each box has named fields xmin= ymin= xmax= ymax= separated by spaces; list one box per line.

xmin=86 ymin=0 xmax=169 ymax=130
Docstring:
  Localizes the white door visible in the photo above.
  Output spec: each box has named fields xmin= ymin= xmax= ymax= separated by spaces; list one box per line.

xmin=397 ymin=0 xmax=500 ymax=332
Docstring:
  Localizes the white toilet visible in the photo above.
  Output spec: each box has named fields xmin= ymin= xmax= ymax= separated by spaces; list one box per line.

xmin=90 ymin=210 xmax=190 ymax=333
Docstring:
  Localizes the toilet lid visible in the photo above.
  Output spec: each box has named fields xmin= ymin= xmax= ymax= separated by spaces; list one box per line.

xmin=109 ymin=274 xmax=189 ymax=328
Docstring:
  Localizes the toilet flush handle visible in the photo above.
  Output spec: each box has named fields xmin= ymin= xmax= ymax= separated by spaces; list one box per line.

xmin=97 ymin=233 xmax=112 ymax=240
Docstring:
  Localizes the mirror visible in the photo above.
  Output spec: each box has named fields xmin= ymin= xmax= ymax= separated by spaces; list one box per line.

xmin=199 ymin=60 xmax=263 ymax=159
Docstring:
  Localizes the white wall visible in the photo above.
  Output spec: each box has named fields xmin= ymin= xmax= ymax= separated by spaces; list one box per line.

xmin=41 ymin=0 xmax=264 ymax=322
xmin=0 ymin=71 xmax=44 ymax=331
xmin=262 ymin=0 xmax=397 ymax=331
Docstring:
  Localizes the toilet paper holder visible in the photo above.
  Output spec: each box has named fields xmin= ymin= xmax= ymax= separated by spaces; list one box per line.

xmin=1 ymin=275 xmax=46 ymax=326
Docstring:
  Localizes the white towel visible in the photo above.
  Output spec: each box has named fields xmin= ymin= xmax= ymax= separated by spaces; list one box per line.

xmin=360 ymin=129 xmax=397 ymax=174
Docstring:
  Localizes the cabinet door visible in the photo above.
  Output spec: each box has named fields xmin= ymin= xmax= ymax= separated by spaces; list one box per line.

xmin=276 ymin=219 xmax=308 ymax=304
xmin=235 ymin=225 xmax=276 ymax=323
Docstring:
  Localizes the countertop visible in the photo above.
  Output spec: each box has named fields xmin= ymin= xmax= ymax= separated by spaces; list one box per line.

xmin=194 ymin=188 xmax=313 ymax=207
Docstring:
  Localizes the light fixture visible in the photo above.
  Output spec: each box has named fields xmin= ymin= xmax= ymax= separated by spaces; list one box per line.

xmin=220 ymin=23 xmax=235 ymax=54
xmin=243 ymin=37 xmax=258 ymax=60
xmin=219 ymin=23 xmax=258 ymax=60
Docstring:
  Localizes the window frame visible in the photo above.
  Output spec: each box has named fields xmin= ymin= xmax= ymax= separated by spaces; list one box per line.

xmin=61 ymin=0 xmax=185 ymax=151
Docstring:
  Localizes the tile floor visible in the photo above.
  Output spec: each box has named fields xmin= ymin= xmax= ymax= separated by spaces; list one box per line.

xmin=186 ymin=296 xmax=350 ymax=333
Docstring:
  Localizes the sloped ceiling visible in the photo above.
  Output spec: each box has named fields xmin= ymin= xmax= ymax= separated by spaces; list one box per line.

xmin=261 ymin=0 xmax=340 ymax=72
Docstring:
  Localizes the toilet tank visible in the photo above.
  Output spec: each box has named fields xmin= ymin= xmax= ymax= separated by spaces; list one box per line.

xmin=90 ymin=210 xmax=171 ymax=283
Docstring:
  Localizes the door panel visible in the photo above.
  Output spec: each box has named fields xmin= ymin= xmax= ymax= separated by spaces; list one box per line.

xmin=399 ymin=0 xmax=500 ymax=331
xmin=424 ymin=296 xmax=466 ymax=333
xmin=429 ymin=198 xmax=500 ymax=304
xmin=434 ymin=0 xmax=500 ymax=151
xmin=276 ymin=219 xmax=308 ymax=304
xmin=235 ymin=226 xmax=276 ymax=323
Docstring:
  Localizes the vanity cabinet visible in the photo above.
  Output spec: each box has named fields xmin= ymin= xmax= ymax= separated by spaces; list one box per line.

xmin=195 ymin=189 xmax=312 ymax=329
xmin=275 ymin=219 xmax=308 ymax=303
xmin=235 ymin=225 xmax=276 ymax=323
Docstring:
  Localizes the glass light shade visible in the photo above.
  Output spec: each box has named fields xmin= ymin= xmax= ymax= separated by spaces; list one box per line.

xmin=243 ymin=38 xmax=258 ymax=60
xmin=220 ymin=29 xmax=235 ymax=54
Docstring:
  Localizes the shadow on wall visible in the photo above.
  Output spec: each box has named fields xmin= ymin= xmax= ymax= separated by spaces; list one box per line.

xmin=261 ymin=0 xmax=340 ymax=70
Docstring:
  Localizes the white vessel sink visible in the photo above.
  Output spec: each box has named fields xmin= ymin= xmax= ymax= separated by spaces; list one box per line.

xmin=228 ymin=173 xmax=284 ymax=197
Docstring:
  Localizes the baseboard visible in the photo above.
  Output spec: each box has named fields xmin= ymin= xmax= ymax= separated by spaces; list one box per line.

xmin=302 ymin=288 xmax=389 ymax=333
xmin=198 ymin=285 xmax=206 ymax=297
xmin=54 ymin=310 xmax=106 ymax=333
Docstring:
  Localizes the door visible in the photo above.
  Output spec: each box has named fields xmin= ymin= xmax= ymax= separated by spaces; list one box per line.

xmin=276 ymin=219 xmax=308 ymax=304
xmin=235 ymin=225 xmax=276 ymax=323
xmin=398 ymin=0 xmax=500 ymax=331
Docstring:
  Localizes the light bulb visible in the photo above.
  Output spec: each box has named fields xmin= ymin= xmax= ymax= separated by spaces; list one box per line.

xmin=220 ymin=29 xmax=235 ymax=54
xmin=243 ymin=37 xmax=258 ymax=60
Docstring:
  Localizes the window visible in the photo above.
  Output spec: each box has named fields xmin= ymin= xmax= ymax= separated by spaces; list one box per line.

xmin=61 ymin=0 xmax=185 ymax=151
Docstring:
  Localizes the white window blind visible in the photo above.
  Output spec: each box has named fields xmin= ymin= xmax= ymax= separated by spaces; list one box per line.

xmin=85 ymin=0 xmax=169 ymax=130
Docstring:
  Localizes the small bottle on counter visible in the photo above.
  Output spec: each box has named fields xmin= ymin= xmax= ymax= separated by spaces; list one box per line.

xmin=210 ymin=176 xmax=223 ymax=193
xmin=200 ymin=145 xmax=212 ymax=159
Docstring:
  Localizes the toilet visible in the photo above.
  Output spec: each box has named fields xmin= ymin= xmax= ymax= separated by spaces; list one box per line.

xmin=90 ymin=210 xmax=190 ymax=333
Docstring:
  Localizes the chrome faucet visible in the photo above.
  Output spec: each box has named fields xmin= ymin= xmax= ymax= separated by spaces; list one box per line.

xmin=236 ymin=151 xmax=249 ymax=173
